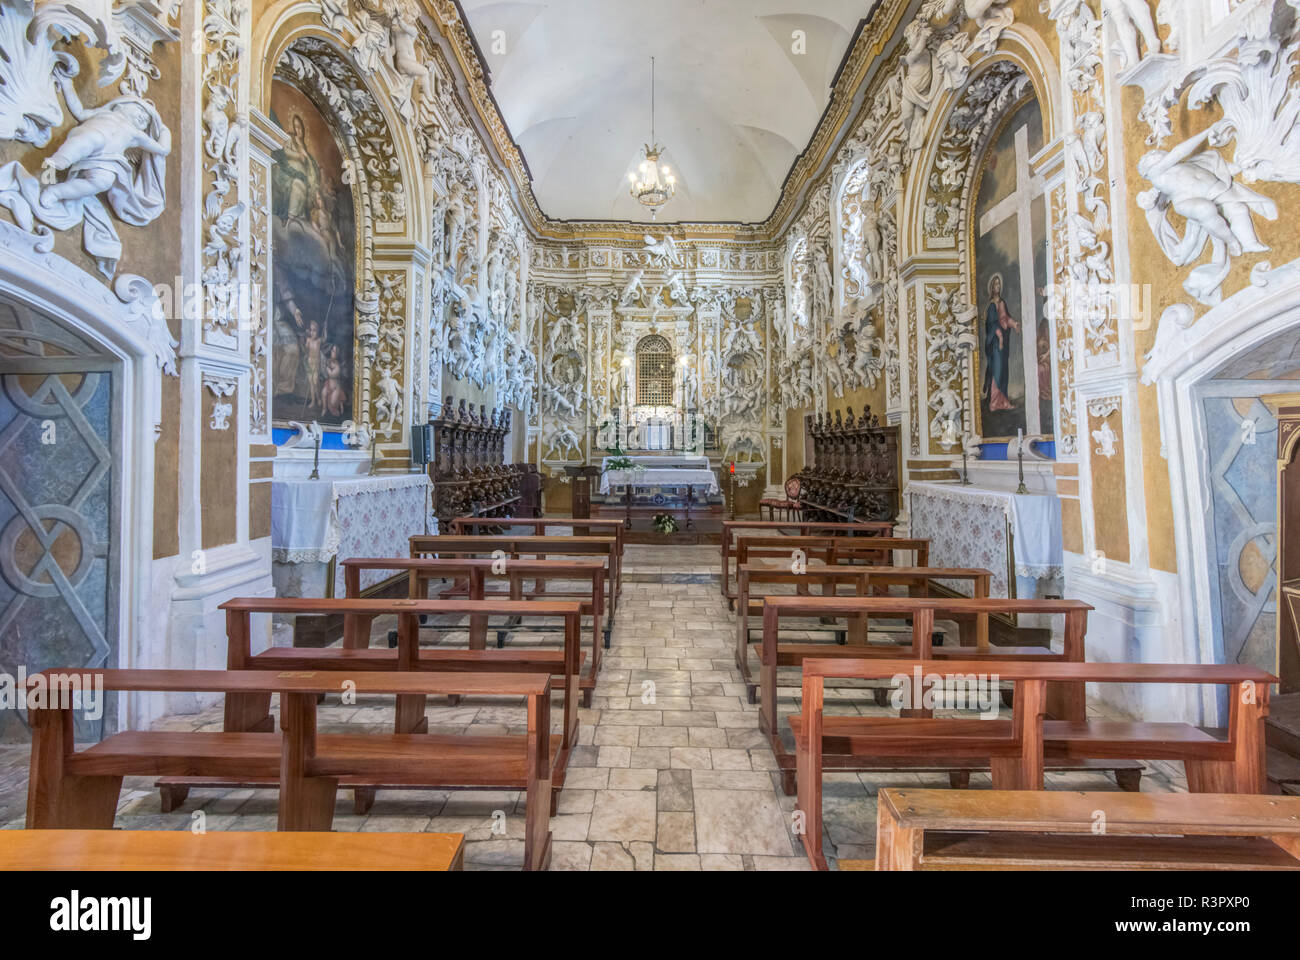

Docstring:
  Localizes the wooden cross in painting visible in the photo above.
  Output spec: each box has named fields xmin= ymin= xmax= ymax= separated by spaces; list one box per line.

xmin=974 ymin=97 xmax=1053 ymax=441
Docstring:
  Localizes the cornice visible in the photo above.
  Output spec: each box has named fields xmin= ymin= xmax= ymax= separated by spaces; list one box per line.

xmin=421 ymin=0 xmax=912 ymax=244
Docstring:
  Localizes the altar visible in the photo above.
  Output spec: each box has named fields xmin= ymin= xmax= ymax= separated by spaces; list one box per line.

xmin=271 ymin=472 xmax=433 ymax=599
xmin=599 ymin=455 xmax=720 ymax=528
xmin=905 ymin=480 xmax=1064 ymax=608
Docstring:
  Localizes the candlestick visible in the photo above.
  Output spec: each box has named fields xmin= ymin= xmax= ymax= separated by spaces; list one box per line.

xmin=309 ymin=434 xmax=321 ymax=481
xmin=1015 ymin=431 xmax=1030 ymax=496
xmin=369 ymin=435 xmax=378 ymax=476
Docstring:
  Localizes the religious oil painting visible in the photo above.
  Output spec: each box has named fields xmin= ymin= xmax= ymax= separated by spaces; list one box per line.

xmin=973 ymin=95 xmax=1053 ymax=443
xmin=270 ymin=79 xmax=357 ymax=427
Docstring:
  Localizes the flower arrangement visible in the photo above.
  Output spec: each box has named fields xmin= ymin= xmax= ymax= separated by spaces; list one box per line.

xmin=652 ymin=513 xmax=679 ymax=535
xmin=605 ymin=455 xmax=635 ymax=471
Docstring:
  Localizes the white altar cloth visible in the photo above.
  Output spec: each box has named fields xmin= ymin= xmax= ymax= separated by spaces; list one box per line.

xmin=272 ymin=473 xmax=432 ymax=597
xmin=599 ymin=459 xmax=719 ymax=495
xmin=905 ymin=480 xmax=1064 ymax=600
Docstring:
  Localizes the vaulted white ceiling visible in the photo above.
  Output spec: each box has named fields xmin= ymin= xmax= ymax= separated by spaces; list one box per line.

xmin=460 ymin=0 xmax=874 ymax=224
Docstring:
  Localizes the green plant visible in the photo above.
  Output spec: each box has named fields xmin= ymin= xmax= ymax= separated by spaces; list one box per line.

xmin=652 ymin=513 xmax=679 ymax=535
xmin=606 ymin=455 xmax=635 ymax=471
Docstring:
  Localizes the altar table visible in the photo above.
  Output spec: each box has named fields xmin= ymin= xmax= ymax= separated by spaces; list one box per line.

xmin=599 ymin=457 xmax=720 ymax=530
xmin=271 ymin=473 xmax=433 ymax=598
xmin=904 ymin=480 xmax=1064 ymax=606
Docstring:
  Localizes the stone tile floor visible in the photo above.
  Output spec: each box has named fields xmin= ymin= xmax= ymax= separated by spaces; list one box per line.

xmin=0 ymin=544 xmax=1187 ymax=869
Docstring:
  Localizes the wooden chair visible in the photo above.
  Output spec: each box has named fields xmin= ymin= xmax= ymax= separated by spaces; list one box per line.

xmin=343 ymin=557 xmax=607 ymax=706
xmin=793 ymin=657 xmax=1276 ymax=869
xmin=0 ymin=830 xmax=466 ymax=871
xmin=26 ymin=669 xmax=558 ymax=870
xmin=870 ymin=788 xmax=1300 ymax=871
xmin=759 ymin=476 xmax=803 ymax=522
xmin=719 ymin=520 xmax=896 ymax=609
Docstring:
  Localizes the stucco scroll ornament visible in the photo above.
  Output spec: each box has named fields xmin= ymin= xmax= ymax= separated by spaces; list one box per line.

xmin=1136 ymin=121 xmax=1278 ymax=306
xmin=342 ymin=419 xmax=373 ymax=451
xmin=285 ymin=420 xmax=324 ymax=449
xmin=0 ymin=2 xmax=172 ymax=279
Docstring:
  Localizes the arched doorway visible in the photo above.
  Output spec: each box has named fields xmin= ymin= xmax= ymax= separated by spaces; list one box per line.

xmin=1145 ymin=260 xmax=1300 ymax=719
xmin=0 ymin=295 xmax=121 ymax=741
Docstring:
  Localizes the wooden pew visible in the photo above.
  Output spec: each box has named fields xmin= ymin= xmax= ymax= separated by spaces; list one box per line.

xmin=793 ymin=657 xmax=1275 ymax=869
xmin=759 ymin=596 xmax=1110 ymax=793
xmin=0 ymin=830 xmax=466 ymax=871
xmin=758 ymin=595 xmax=1080 ymax=735
xmin=410 ymin=535 xmax=619 ymax=640
xmin=343 ymin=557 xmax=607 ymax=707
xmin=154 ymin=598 xmax=582 ymax=817
xmin=720 ymin=520 xmax=896 ymax=610
xmin=733 ymin=536 xmax=929 ymax=576
xmin=871 ymin=788 xmax=1300 ymax=871
xmin=447 ymin=516 xmax=626 ymax=593
xmin=26 ymin=669 xmax=557 ymax=870
xmin=735 ymin=566 xmax=994 ymax=699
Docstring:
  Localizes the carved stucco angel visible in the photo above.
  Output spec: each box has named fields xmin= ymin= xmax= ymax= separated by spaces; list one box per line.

xmin=643 ymin=233 xmax=681 ymax=267
xmin=374 ymin=357 xmax=402 ymax=435
xmin=1136 ymin=121 xmax=1277 ymax=304
xmin=1101 ymin=0 xmax=1160 ymax=70
xmin=0 ymin=87 xmax=170 ymax=278
xmin=898 ymin=19 xmax=937 ymax=155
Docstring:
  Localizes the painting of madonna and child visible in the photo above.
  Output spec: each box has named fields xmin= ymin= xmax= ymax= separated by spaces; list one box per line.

xmin=973 ymin=95 xmax=1055 ymax=446
xmin=269 ymin=79 xmax=357 ymax=428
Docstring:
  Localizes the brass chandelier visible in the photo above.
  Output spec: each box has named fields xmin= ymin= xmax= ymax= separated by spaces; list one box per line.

xmin=628 ymin=57 xmax=676 ymax=219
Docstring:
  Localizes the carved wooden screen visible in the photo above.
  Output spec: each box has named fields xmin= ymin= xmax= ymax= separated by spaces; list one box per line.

xmin=636 ymin=335 xmax=674 ymax=407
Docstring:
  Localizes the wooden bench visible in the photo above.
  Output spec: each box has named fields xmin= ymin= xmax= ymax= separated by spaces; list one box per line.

xmin=758 ymin=595 xmax=1083 ymax=734
xmin=0 ymin=830 xmax=466 ymax=871
xmin=736 ymin=565 xmax=994 ymax=695
xmin=155 ymin=598 xmax=583 ymax=817
xmin=734 ymin=536 xmax=929 ymax=577
xmin=759 ymin=596 xmax=1127 ymax=793
xmin=720 ymin=520 xmax=896 ymax=610
xmin=410 ymin=534 xmax=619 ymax=637
xmin=343 ymin=557 xmax=606 ymax=707
xmin=793 ymin=657 xmax=1275 ymax=869
xmin=27 ymin=669 xmax=557 ymax=870
xmin=871 ymin=788 xmax=1300 ymax=871
xmin=448 ymin=516 xmax=625 ymax=593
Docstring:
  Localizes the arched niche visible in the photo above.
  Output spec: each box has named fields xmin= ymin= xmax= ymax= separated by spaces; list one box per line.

xmin=903 ymin=53 xmax=1063 ymax=453
xmin=263 ymin=33 xmax=411 ymax=437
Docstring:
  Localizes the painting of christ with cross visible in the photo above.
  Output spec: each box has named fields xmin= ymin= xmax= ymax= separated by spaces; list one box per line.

xmin=973 ymin=95 xmax=1054 ymax=443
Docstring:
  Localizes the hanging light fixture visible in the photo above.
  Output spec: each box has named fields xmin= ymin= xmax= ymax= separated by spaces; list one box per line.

xmin=628 ymin=57 xmax=676 ymax=219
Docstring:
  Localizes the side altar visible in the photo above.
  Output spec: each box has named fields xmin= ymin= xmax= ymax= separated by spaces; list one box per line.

xmin=905 ymin=478 xmax=1065 ymax=633
xmin=271 ymin=471 xmax=433 ymax=600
